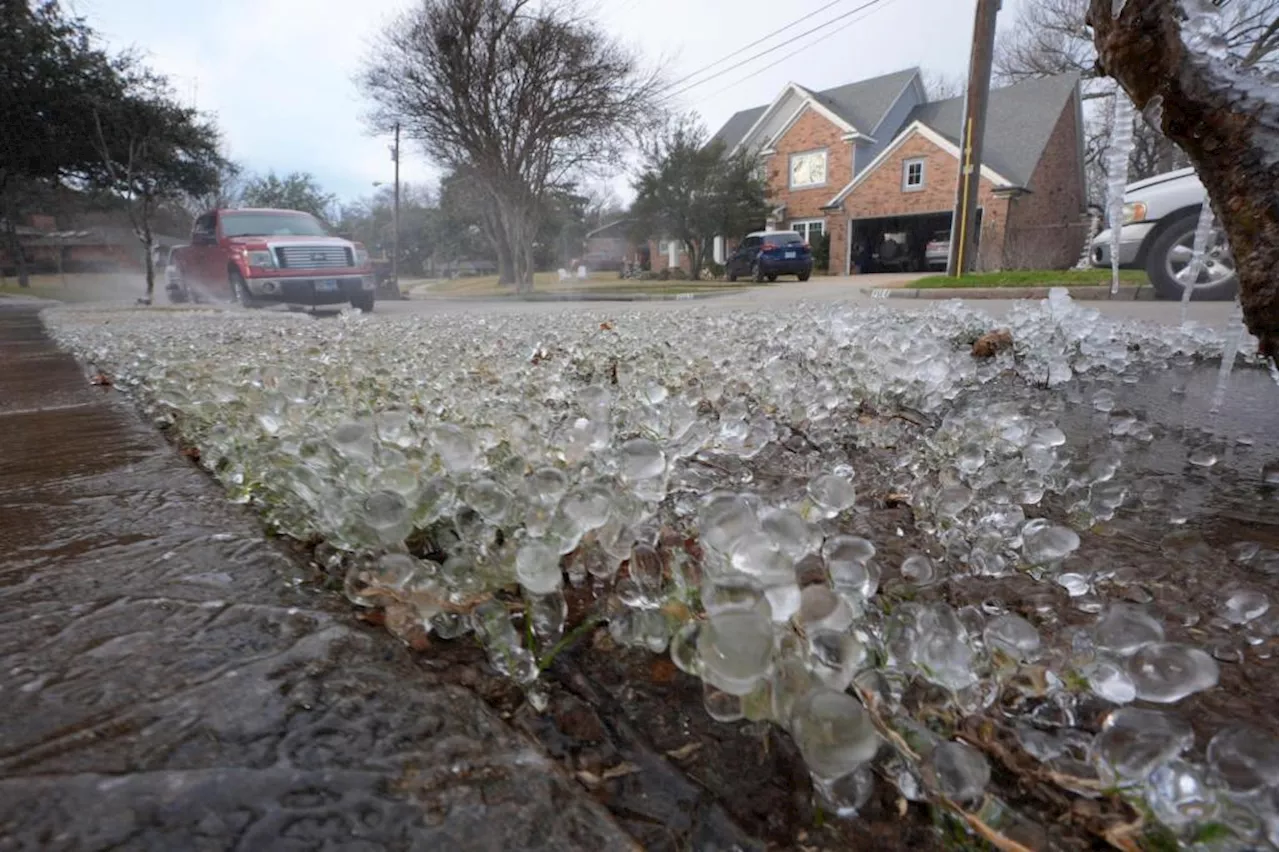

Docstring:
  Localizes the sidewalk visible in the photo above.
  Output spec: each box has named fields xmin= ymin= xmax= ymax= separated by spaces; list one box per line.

xmin=0 ymin=303 xmax=637 ymax=851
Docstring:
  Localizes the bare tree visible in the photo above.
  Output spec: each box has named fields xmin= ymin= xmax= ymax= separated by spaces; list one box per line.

xmin=359 ymin=0 xmax=659 ymax=293
xmin=920 ymin=68 xmax=965 ymax=100
xmin=1088 ymin=0 xmax=1277 ymax=359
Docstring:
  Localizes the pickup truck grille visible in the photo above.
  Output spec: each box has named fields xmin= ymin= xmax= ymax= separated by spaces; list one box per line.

xmin=275 ymin=245 xmax=353 ymax=269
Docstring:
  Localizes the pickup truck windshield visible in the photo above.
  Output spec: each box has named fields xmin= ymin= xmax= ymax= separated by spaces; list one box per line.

xmin=221 ymin=212 xmax=329 ymax=237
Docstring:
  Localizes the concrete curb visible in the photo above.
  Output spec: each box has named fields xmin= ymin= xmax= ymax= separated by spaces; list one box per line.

xmin=877 ymin=284 xmax=1156 ymax=301
xmin=408 ymin=289 xmax=744 ymax=303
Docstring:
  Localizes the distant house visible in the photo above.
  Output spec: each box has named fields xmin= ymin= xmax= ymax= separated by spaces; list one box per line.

xmin=650 ymin=68 xmax=1086 ymax=275
xmin=583 ymin=219 xmax=645 ymax=271
xmin=2 ymin=221 xmax=185 ymax=275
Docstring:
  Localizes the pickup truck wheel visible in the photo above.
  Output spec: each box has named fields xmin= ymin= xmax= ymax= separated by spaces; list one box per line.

xmin=230 ymin=270 xmax=261 ymax=309
xmin=798 ymin=271 xmax=811 ymax=282
xmin=350 ymin=291 xmax=375 ymax=313
xmin=1145 ymin=209 xmax=1239 ymax=301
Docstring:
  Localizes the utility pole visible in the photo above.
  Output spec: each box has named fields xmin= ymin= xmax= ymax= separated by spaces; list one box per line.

xmin=947 ymin=0 xmax=1001 ymax=277
xmin=391 ymin=122 xmax=401 ymax=289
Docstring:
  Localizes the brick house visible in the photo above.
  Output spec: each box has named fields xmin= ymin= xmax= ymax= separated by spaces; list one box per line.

xmin=700 ymin=68 xmax=1086 ymax=275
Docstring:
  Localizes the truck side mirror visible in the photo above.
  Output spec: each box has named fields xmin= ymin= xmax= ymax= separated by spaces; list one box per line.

xmin=192 ymin=231 xmax=216 ymax=246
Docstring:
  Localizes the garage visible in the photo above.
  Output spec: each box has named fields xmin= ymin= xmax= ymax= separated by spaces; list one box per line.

xmin=848 ymin=209 xmax=983 ymax=274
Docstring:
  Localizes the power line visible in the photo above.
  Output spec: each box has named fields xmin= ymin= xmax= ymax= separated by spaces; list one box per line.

xmin=679 ymin=0 xmax=899 ymax=107
xmin=659 ymin=0 xmax=854 ymax=94
xmin=659 ymin=0 xmax=891 ymax=104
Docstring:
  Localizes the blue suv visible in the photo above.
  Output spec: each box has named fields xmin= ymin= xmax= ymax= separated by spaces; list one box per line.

xmin=725 ymin=230 xmax=813 ymax=282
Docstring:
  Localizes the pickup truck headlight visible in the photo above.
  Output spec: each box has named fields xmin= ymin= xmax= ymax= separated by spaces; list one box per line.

xmin=353 ymin=248 xmax=370 ymax=267
xmin=1121 ymin=202 xmax=1147 ymax=225
xmin=245 ymin=250 xmax=275 ymax=269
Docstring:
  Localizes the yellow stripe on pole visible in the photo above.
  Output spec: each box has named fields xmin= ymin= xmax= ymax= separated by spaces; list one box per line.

xmin=956 ymin=116 xmax=974 ymax=275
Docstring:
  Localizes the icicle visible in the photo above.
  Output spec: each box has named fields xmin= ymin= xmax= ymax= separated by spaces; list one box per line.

xmin=1106 ymin=94 xmax=1135 ymax=295
xmin=1209 ymin=298 xmax=1246 ymax=413
xmin=1179 ymin=196 xmax=1215 ymax=325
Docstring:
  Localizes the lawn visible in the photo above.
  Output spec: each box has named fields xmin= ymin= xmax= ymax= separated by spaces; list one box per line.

xmin=909 ymin=268 xmax=1149 ymax=289
xmin=0 ymin=272 xmax=149 ymax=302
xmin=405 ymin=271 xmax=748 ymax=298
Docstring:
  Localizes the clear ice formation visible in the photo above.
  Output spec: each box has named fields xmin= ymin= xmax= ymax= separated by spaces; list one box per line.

xmin=41 ymin=288 xmax=1273 ymax=843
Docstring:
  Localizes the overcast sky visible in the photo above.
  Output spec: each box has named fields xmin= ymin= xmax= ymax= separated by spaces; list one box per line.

xmin=74 ymin=0 xmax=1030 ymax=206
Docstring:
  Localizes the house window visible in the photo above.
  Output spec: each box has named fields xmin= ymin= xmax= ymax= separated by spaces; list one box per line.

xmin=902 ymin=158 xmax=925 ymax=191
xmin=657 ymin=239 xmax=669 ymax=253
xmin=789 ymin=150 xmax=828 ymax=189
xmin=791 ymin=219 xmax=825 ymax=244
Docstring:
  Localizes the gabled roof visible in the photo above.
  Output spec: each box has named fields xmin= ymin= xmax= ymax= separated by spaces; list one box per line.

xmin=710 ymin=67 xmax=922 ymax=152
xmin=809 ymin=68 xmax=922 ymax=137
xmin=825 ymin=120 xmax=1015 ymax=208
xmin=901 ymin=72 xmax=1081 ymax=188
xmin=585 ymin=218 xmax=635 ymax=239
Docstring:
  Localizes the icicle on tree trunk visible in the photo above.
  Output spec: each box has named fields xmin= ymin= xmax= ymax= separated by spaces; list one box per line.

xmin=1088 ymin=0 xmax=1279 ymax=361
xmin=1179 ymin=198 xmax=1216 ymax=324
xmin=1105 ymin=93 xmax=1135 ymax=295
xmin=1211 ymin=298 xmax=1247 ymax=413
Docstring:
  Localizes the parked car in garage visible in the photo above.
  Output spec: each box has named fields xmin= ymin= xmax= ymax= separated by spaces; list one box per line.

xmin=925 ymin=231 xmax=950 ymax=270
xmin=725 ymin=230 xmax=813 ymax=282
xmin=1091 ymin=167 xmax=1236 ymax=301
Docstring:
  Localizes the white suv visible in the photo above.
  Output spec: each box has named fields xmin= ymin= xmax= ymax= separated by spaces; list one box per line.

xmin=1091 ymin=167 xmax=1237 ymax=301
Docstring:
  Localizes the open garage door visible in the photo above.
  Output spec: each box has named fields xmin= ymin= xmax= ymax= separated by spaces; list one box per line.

xmin=848 ymin=209 xmax=983 ymax=274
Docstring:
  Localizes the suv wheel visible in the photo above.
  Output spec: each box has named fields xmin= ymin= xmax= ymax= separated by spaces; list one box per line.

xmin=350 ymin=291 xmax=375 ymax=313
xmin=752 ymin=262 xmax=764 ymax=283
xmin=1145 ymin=209 xmax=1238 ymax=301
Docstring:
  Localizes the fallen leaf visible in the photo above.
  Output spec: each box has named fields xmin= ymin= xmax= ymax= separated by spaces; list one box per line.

xmin=972 ymin=329 xmax=1014 ymax=358
xmin=599 ymin=321 xmax=614 ymax=331
xmin=575 ymin=770 xmax=602 ymax=788
xmin=91 ymin=371 xmax=113 ymax=387
xmin=600 ymin=761 xmax=641 ymax=780
xmin=664 ymin=742 xmax=702 ymax=761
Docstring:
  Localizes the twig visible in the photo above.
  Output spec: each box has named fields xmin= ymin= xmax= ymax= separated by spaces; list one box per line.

xmin=537 ymin=613 xmax=604 ymax=671
xmin=853 ymin=684 xmax=1037 ymax=852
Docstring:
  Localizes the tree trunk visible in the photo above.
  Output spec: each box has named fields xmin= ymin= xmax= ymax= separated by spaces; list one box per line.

xmin=1088 ymin=0 xmax=1278 ymax=361
xmin=3 ymin=199 xmax=31 ymax=288
xmin=142 ymin=215 xmax=155 ymax=304
xmin=1155 ymin=133 xmax=1176 ymax=174
xmin=685 ymin=239 xmax=704 ymax=281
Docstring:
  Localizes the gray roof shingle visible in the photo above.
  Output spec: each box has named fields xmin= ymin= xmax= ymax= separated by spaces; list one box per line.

xmin=808 ymin=67 xmax=921 ymax=135
xmin=709 ymin=67 xmax=922 ymax=150
xmin=903 ymin=72 xmax=1080 ymax=187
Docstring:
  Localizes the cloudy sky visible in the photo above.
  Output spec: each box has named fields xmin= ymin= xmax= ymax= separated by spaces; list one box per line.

xmin=75 ymin=0 xmax=1030 ymax=205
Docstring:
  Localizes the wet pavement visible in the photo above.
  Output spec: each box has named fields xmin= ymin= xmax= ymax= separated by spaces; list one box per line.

xmin=0 ymin=304 xmax=638 ymax=851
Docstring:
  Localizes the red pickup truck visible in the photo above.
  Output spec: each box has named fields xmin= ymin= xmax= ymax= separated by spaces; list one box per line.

xmin=168 ymin=208 xmax=377 ymax=311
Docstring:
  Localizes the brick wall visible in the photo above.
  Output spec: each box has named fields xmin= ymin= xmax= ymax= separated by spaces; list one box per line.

xmin=840 ymin=130 xmax=1011 ymax=273
xmin=1002 ymin=95 xmax=1087 ymax=269
xmin=762 ymin=107 xmax=855 ymax=273
xmin=647 ymin=238 xmax=691 ymax=272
